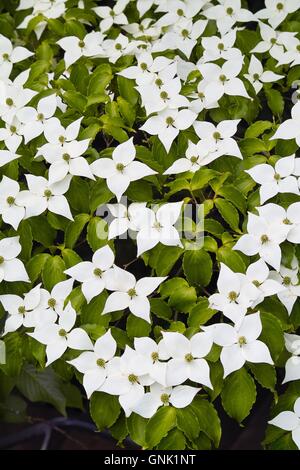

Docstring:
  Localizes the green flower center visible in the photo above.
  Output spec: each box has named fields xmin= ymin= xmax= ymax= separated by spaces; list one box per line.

xmin=181 ymin=29 xmax=189 ymax=38
xmin=177 ymin=8 xmax=184 ymax=16
xmin=96 ymin=358 xmax=106 ymax=368
xmin=44 ymin=189 xmax=52 ymax=198
xmin=190 ymin=156 xmax=198 ymax=164
xmin=78 ymin=40 xmax=85 ymax=48
xmin=166 ymin=116 xmax=174 ymax=126
xmin=297 ymin=45 xmax=300 ymax=52
xmin=283 ymin=218 xmax=292 ymax=225
xmin=58 ymin=328 xmax=67 ymax=337
xmin=116 ymin=163 xmax=125 ymax=172
xmin=218 ymin=43 xmax=225 ymax=51
xmin=238 ymin=336 xmax=247 ymax=346
xmin=63 ymin=153 xmax=70 ymax=162
xmin=18 ymin=306 xmax=26 ymax=314
xmin=283 ymin=276 xmax=291 ymax=286
xmin=153 ymin=220 xmax=163 ymax=230
xmin=252 ymin=280 xmax=261 ymax=288
xmin=128 ymin=373 xmax=138 ymax=384
xmin=6 ymin=98 xmax=13 ymax=106
xmin=160 ymin=393 xmax=169 ymax=404
xmin=93 ymin=268 xmax=103 ymax=277
xmin=185 ymin=353 xmax=194 ymax=362
xmin=155 ymin=78 xmax=163 ymax=87
xmin=110 ymin=10 xmax=115 ymax=17
xmin=270 ymin=38 xmax=277 ymax=45
xmin=0 ymin=256 xmax=4 ymax=265
xmin=58 ymin=135 xmax=65 ymax=144
xmin=37 ymin=113 xmax=44 ymax=121
xmin=274 ymin=172 xmax=281 ymax=181
xmin=140 ymin=62 xmax=148 ymax=70
xmin=115 ymin=43 xmax=122 ymax=50
xmin=198 ymin=91 xmax=205 ymax=99
xmin=260 ymin=234 xmax=269 ymax=244
xmin=160 ymin=91 xmax=168 ymax=100
xmin=276 ymin=2 xmax=284 ymax=10
xmin=253 ymin=73 xmax=260 ymax=81
xmin=219 ymin=74 xmax=227 ymax=83
xmin=128 ymin=288 xmax=137 ymax=298
xmin=151 ymin=352 xmax=159 ymax=362
xmin=2 ymin=53 xmax=9 ymax=61
xmin=10 ymin=125 xmax=17 ymax=133
xmin=48 ymin=298 xmax=56 ymax=308
xmin=213 ymin=131 xmax=221 ymax=141
xmin=226 ymin=7 xmax=234 ymax=15
xmin=6 ymin=196 xmax=15 ymax=205
xmin=228 ymin=291 xmax=238 ymax=302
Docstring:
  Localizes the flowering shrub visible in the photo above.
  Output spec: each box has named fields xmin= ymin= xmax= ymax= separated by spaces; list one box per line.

xmin=1 ymin=0 xmax=300 ymax=451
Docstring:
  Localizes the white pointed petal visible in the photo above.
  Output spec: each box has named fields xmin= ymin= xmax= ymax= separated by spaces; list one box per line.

xmin=67 ymin=328 xmax=93 ymax=350
xmin=166 ymin=358 xmax=188 ymax=386
xmin=46 ymin=340 xmax=67 ymax=366
xmin=269 ymin=412 xmax=299 ymax=431
xmin=221 ymin=344 xmax=245 ymax=378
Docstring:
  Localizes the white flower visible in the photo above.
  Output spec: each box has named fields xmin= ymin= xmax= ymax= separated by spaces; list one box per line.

xmin=134 ymin=337 xmax=168 ymax=385
xmin=93 ymin=1 xmax=128 ymax=32
xmin=0 ymin=79 xmax=37 ymax=122
xmin=0 ymin=33 xmax=33 ymax=78
xmin=0 ymin=115 xmax=24 ymax=152
xmin=122 ymin=18 xmax=161 ymax=41
xmin=133 ymin=382 xmax=200 ymax=418
xmin=160 ymin=331 xmax=213 ymax=388
xmin=209 ymin=263 xmax=258 ymax=323
xmin=269 ymin=263 xmax=300 ymax=315
xmin=0 ymin=149 xmax=20 ymax=167
xmin=103 ymin=266 xmax=166 ymax=322
xmin=283 ymin=333 xmax=300 ymax=384
xmin=141 ymin=108 xmax=196 ymax=153
xmin=246 ymin=155 xmax=299 ymax=204
xmin=200 ymin=30 xmax=241 ymax=63
xmin=251 ymin=22 xmax=296 ymax=61
xmin=269 ymin=398 xmax=300 ymax=450
xmin=138 ymin=77 xmax=189 ymax=115
xmin=16 ymin=94 xmax=58 ymax=143
xmin=90 ymin=138 xmax=156 ymax=202
xmin=65 ymin=245 xmax=115 ymax=303
xmin=136 ymin=0 xmax=157 ymax=17
xmin=118 ymin=52 xmax=176 ymax=86
xmin=258 ymin=202 xmax=300 ymax=245
xmin=18 ymin=174 xmax=73 ymax=220
xmin=0 ymin=284 xmax=49 ymax=335
xmin=29 ymin=303 xmax=93 ymax=366
xmin=35 ymin=278 xmax=74 ymax=319
xmin=136 ymin=201 xmax=183 ymax=256
xmin=211 ymin=313 xmax=273 ymax=378
xmin=68 ymin=329 xmax=117 ymax=398
xmin=188 ymin=82 xmax=219 ymax=113
xmin=203 ymin=0 xmax=255 ymax=35
xmin=194 ymin=119 xmax=242 ymax=159
xmin=233 ymin=209 xmax=289 ymax=271
xmin=57 ymin=32 xmax=105 ymax=68
xmin=198 ymin=61 xmax=251 ymax=105
xmin=244 ymin=55 xmax=283 ymax=94
xmin=0 ymin=236 xmax=29 ymax=283
xmin=244 ymin=259 xmax=284 ymax=307
xmin=256 ymin=0 xmax=300 ymax=29
xmin=106 ymin=202 xmax=148 ymax=239
xmin=271 ymin=102 xmax=300 ymax=145
xmin=0 ymin=176 xmax=25 ymax=230
xmin=102 ymin=34 xmax=140 ymax=64
xmin=101 ymin=345 xmax=153 ymax=417
xmin=164 ymin=140 xmax=220 ymax=175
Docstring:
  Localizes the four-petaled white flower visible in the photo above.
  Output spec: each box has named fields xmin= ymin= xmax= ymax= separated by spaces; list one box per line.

xmin=194 ymin=119 xmax=242 ymax=159
xmin=65 ymin=245 xmax=115 ymax=303
xmin=0 ymin=176 xmax=25 ymax=230
xmin=272 ymin=102 xmax=300 ymax=145
xmin=57 ymin=32 xmax=105 ymax=68
xmin=29 ymin=303 xmax=93 ymax=366
xmin=0 ymin=33 xmax=33 ymax=78
xmin=68 ymin=329 xmax=117 ymax=398
xmin=17 ymin=94 xmax=58 ymax=143
xmin=269 ymin=262 xmax=300 ymax=315
xmin=210 ymin=313 xmax=273 ymax=377
xmin=0 ymin=236 xmax=29 ymax=283
xmin=204 ymin=0 xmax=255 ymax=34
xmin=103 ymin=266 xmax=166 ymax=322
xmin=283 ymin=333 xmax=300 ymax=384
xmin=244 ymin=55 xmax=283 ymax=94
xmin=269 ymin=397 xmax=300 ymax=450
xmin=90 ymin=138 xmax=156 ymax=202
xmin=256 ymin=0 xmax=300 ymax=29
xmin=93 ymin=1 xmax=128 ymax=32
xmin=164 ymin=140 xmax=220 ymax=174
xmin=106 ymin=202 xmax=148 ymax=239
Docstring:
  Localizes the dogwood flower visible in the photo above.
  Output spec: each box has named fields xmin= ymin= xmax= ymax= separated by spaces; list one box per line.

xmin=0 ymin=34 xmax=33 ymax=78
xmin=251 ymin=22 xmax=296 ymax=61
xmin=200 ymin=30 xmax=241 ymax=63
xmin=0 ymin=176 xmax=25 ymax=230
xmin=17 ymin=94 xmax=58 ymax=143
xmin=122 ymin=18 xmax=161 ymax=41
xmin=118 ymin=52 xmax=176 ymax=86
xmin=57 ymin=32 xmax=105 ymax=68
xmin=244 ymin=55 xmax=283 ymax=94
xmin=102 ymin=34 xmax=140 ymax=64
xmin=271 ymin=102 xmax=300 ymax=145
xmin=198 ymin=61 xmax=250 ymax=104
xmin=164 ymin=141 xmax=221 ymax=174
xmin=133 ymin=383 xmax=200 ymax=418
xmin=65 ymin=245 xmax=115 ymax=303
xmin=0 ymin=117 xmax=23 ymax=152
xmin=188 ymin=82 xmax=219 ymax=113
xmin=136 ymin=201 xmax=183 ymax=256
xmin=194 ymin=119 xmax=242 ymax=159
xmin=0 ymin=78 xmax=37 ymax=122
xmin=35 ymin=278 xmax=74 ymax=320
xmin=18 ymin=174 xmax=73 ymax=220
xmin=244 ymin=259 xmax=284 ymax=307
xmin=269 ymin=398 xmax=300 ymax=449
xmin=160 ymin=331 xmax=213 ymax=388
xmin=138 ymin=77 xmax=189 ymax=115
xmin=134 ymin=337 xmax=168 ymax=385
xmin=246 ymin=155 xmax=299 ymax=204
xmin=136 ymin=0 xmax=157 ymax=16
xmin=203 ymin=0 xmax=255 ymax=35
xmin=233 ymin=210 xmax=289 ymax=270
xmin=18 ymin=0 xmax=67 ymax=39
xmin=103 ymin=266 xmax=166 ymax=322
xmin=141 ymin=108 xmax=196 ymax=152
xmin=101 ymin=345 xmax=152 ymax=417
xmin=0 ymin=284 xmax=50 ymax=334
xmin=90 ymin=138 xmax=156 ymax=202
xmin=68 ymin=329 xmax=117 ymax=398
xmin=0 ymin=236 xmax=29 ymax=283
xmin=93 ymin=1 xmax=128 ymax=32
xmin=256 ymin=0 xmax=300 ymax=29
xmin=283 ymin=334 xmax=300 ymax=384
xmin=106 ymin=202 xmax=148 ymax=239
xmin=257 ymin=202 xmax=300 ymax=245
xmin=269 ymin=262 xmax=300 ymax=315
xmin=211 ymin=313 xmax=273 ymax=377
xmin=209 ymin=263 xmax=258 ymax=323
xmin=29 ymin=303 xmax=93 ymax=366
xmin=0 ymin=149 xmax=20 ymax=167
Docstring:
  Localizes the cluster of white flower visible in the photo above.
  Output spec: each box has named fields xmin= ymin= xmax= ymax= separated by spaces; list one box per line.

xmin=1 ymin=0 xmax=300 ymax=449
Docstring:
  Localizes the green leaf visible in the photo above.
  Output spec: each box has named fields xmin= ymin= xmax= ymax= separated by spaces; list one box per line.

xmin=64 ymin=213 xmax=90 ymax=249
xmin=18 ymin=220 xmax=33 ymax=261
xmin=245 ymin=120 xmax=273 ymax=138
xmin=90 ymin=392 xmax=120 ymax=431
xmin=260 ymin=312 xmax=284 ymax=362
xmin=190 ymin=397 xmax=221 ymax=447
xmin=42 ymin=256 xmax=66 ymax=291
xmin=249 ymin=363 xmax=276 ymax=392
xmin=145 ymin=406 xmax=177 ymax=448
xmin=16 ymin=364 xmax=67 ymax=416
xmin=126 ymin=314 xmax=151 ymax=338
xmin=157 ymin=428 xmax=186 ymax=450
xmin=215 ymin=199 xmax=240 ymax=231
xmin=89 ymin=179 xmax=113 ymax=212
xmin=117 ymin=96 xmax=136 ymax=127
xmin=204 ymin=219 xmax=224 ymax=237
xmin=221 ymin=368 xmax=257 ymax=423
xmin=117 ymin=75 xmax=139 ymax=105
xmin=0 ymin=394 xmax=27 ymax=423
xmin=126 ymin=180 xmax=153 ymax=201
xmin=265 ymin=88 xmax=284 ymax=116
xmin=152 ymin=245 xmax=183 ymax=276
xmin=127 ymin=413 xmax=148 ymax=447
xmin=26 ymin=253 xmax=51 ymax=283
xmin=217 ymin=246 xmax=246 ymax=273
xmin=217 ymin=185 xmax=247 ymax=213
xmin=29 ymin=215 xmax=56 ymax=247
xmin=169 ymin=285 xmax=197 ymax=313
xmin=240 ymin=138 xmax=266 ymax=156
xmin=87 ymin=217 xmax=108 ymax=251
xmin=188 ymin=299 xmax=216 ymax=327
xmin=62 ymin=248 xmax=82 ymax=268
xmin=176 ymin=406 xmax=200 ymax=441
xmin=66 ymin=177 xmax=90 ymax=213
xmin=1 ymin=333 xmax=23 ymax=377
xmin=150 ymin=298 xmax=173 ymax=321
xmin=191 ymin=169 xmax=217 ymax=191
xmin=183 ymin=249 xmax=212 ymax=287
